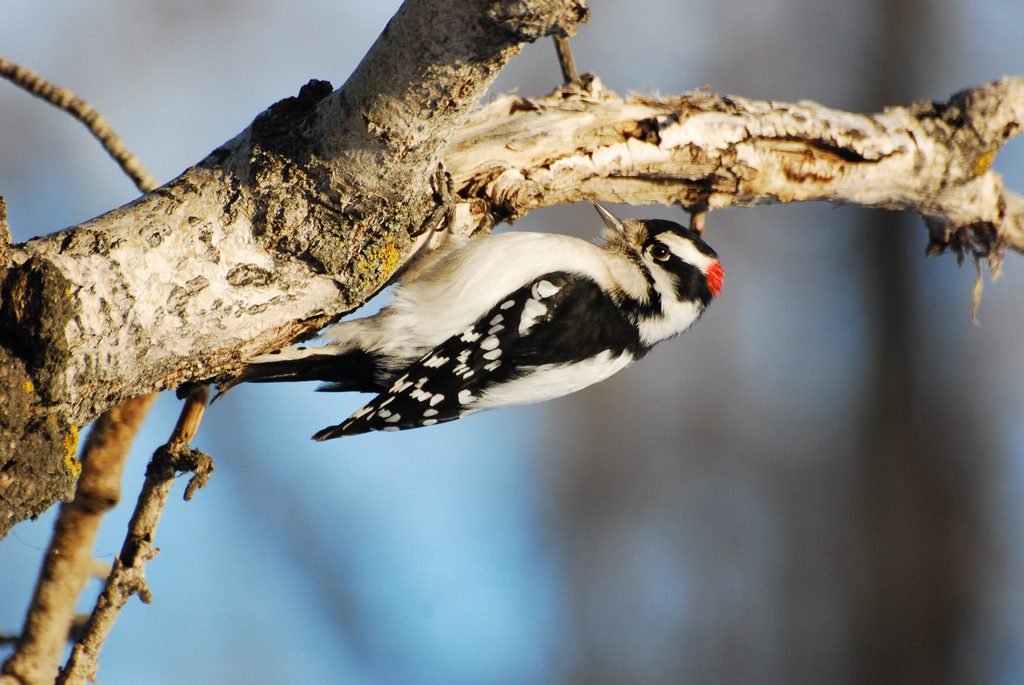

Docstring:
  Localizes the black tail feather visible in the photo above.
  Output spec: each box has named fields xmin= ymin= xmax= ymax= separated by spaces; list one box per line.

xmin=216 ymin=349 xmax=388 ymax=397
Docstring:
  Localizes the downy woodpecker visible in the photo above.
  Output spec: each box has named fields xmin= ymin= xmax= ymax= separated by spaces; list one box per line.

xmin=223 ymin=204 xmax=724 ymax=439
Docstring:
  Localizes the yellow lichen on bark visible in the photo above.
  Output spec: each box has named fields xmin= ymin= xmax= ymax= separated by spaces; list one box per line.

xmin=64 ymin=425 xmax=81 ymax=476
xmin=974 ymin=149 xmax=997 ymax=176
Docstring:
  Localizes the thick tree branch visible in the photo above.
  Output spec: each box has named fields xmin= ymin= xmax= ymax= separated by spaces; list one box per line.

xmin=445 ymin=75 xmax=1024 ymax=265
xmin=0 ymin=0 xmax=588 ymax=539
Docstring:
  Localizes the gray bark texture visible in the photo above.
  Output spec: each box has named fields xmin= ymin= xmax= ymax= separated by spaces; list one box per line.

xmin=0 ymin=0 xmax=589 ymax=539
xmin=1 ymin=0 xmax=1020 ymax=540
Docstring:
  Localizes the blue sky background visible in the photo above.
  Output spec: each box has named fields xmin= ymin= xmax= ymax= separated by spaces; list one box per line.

xmin=2 ymin=1 xmax=1024 ymax=683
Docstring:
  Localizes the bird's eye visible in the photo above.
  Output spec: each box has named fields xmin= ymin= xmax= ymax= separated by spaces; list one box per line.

xmin=650 ymin=243 xmax=671 ymax=262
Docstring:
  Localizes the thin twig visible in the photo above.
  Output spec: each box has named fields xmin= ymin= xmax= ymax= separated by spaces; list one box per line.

xmin=0 ymin=57 xmax=158 ymax=193
xmin=689 ymin=207 xmax=708 ymax=236
xmin=56 ymin=387 xmax=213 ymax=685
xmin=552 ymin=36 xmax=579 ymax=84
xmin=0 ymin=396 xmax=155 ymax=685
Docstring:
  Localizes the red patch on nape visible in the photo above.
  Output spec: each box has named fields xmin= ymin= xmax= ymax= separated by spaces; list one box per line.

xmin=705 ymin=261 xmax=724 ymax=297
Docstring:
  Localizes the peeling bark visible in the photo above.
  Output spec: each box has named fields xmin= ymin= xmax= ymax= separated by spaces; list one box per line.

xmin=446 ymin=76 xmax=1024 ymax=263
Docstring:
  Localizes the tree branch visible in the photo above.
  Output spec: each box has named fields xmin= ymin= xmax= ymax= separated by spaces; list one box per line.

xmin=445 ymin=75 xmax=1024 ymax=265
xmin=1 ymin=395 xmax=153 ymax=685
xmin=553 ymin=36 xmax=579 ymax=84
xmin=0 ymin=0 xmax=588 ymax=539
xmin=55 ymin=386 xmax=211 ymax=685
xmin=0 ymin=58 xmax=159 ymax=194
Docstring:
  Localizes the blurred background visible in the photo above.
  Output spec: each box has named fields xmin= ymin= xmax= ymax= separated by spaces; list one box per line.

xmin=2 ymin=0 xmax=1023 ymax=683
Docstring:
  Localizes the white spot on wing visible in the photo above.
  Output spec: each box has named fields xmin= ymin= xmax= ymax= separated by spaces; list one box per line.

xmin=460 ymin=329 xmax=481 ymax=342
xmin=480 ymin=336 xmax=499 ymax=351
xmin=423 ymin=408 xmax=439 ymax=417
xmin=518 ymin=299 xmax=547 ymax=334
xmin=390 ymin=375 xmax=412 ymax=393
xmin=423 ymin=355 xmax=449 ymax=368
xmin=422 ymin=419 xmax=438 ymax=426
xmin=532 ymin=279 xmax=560 ymax=299
xmin=483 ymin=348 xmax=502 ymax=360
xmin=458 ymin=389 xmax=475 ymax=405
xmin=490 ymin=314 xmax=504 ymax=325
xmin=500 ymin=300 xmax=516 ymax=310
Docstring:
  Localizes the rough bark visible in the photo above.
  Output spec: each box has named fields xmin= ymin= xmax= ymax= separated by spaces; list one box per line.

xmin=0 ymin=0 xmax=588 ymax=539
xmin=1 ymin=0 xmax=1020 ymax=538
xmin=446 ymin=76 xmax=1024 ymax=259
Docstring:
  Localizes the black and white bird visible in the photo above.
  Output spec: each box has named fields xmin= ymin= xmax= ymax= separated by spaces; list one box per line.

xmin=223 ymin=204 xmax=723 ymax=440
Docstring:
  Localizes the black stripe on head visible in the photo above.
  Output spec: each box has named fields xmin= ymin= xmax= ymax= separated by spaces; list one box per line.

xmin=642 ymin=219 xmax=719 ymax=259
xmin=660 ymin=256 xmax=715 ymax=308
xmin=641 ymin=219 xmax=718 ymax=308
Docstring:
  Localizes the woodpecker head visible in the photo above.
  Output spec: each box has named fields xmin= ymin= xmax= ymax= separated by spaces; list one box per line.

xmin=594 ymin=203 xmax=724 ymax=345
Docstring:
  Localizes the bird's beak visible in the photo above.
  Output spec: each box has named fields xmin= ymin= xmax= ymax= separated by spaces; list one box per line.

xmin=592 ymin=202 xmax=626 ymax=235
